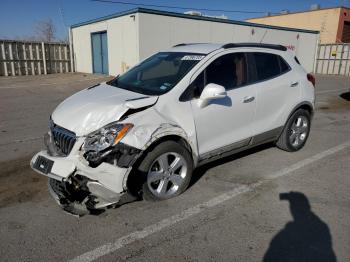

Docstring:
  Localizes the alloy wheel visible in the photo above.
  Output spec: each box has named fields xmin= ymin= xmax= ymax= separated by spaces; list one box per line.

xmin=147 ymin=152 xmax=188 ymax=198
xmin=289 ymin=115 xmax=309 ymax=147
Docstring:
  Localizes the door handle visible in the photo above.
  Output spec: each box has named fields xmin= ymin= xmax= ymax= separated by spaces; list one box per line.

xmin=290 ymin=81 xmax=299 ymax=87
xmin=243 ymin=96 xmax=255 ymax=103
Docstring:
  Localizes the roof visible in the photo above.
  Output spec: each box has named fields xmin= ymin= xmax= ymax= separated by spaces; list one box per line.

xmin=167 ymin=43 xmax=288 ymax=54
xmin=168 ymin=43 xmax=222 ymax=54
xmin=247 ymin=6 xmax=349 ymax=20
xmin=71 ymin=7 xmax=319 ymax=34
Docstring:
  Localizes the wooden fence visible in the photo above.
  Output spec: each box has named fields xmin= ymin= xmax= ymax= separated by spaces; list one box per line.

xmin=0 ymin=40 xmax=73 ymax=76
xmin=315 ymin=43 xmax=350 ymax=75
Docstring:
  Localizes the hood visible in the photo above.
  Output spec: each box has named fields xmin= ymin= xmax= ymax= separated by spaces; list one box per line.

xmin=51 ymin=83 xmax=158 ymax=136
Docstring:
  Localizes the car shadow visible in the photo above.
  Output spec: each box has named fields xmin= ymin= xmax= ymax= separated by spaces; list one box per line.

xmin=263 ymin=192 xmax=337 ymax=262
xmin=340 ymin=91 xmax=350 ymax=101
xmin=189 ymin=142 xmax=274 ymax=188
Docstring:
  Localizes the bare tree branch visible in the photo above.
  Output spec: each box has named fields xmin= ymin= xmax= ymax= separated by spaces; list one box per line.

xmin=34 ymin=18 xmax=56 ymax=42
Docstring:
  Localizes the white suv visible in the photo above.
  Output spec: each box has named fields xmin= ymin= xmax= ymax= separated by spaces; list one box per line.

xmin=31 ymin=43 xmax=315 ymax=215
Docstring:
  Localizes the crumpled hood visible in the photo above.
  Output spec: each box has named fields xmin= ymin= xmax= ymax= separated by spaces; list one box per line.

xmin=51 ymin=83 xmax=158 ymax=136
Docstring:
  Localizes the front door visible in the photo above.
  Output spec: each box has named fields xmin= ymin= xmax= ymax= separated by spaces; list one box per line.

xmin=190 ymin=52 xmax=257 ymax=157
xmin=91 ymin=31 xmax=109 ymax=74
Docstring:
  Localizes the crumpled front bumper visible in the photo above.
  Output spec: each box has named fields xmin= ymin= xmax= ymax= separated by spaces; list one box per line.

xmin=30 ymin=146 xmax=134 ymax=215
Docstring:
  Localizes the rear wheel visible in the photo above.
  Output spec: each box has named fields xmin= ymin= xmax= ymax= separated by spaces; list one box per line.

xmin=138 ymin=141 xmax=193 ymax=201
xmin=276 ymin=109 xmax=311 ymax=152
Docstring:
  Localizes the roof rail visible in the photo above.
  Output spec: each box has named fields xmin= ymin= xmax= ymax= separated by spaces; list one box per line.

xmin=172 ymin=43 xmax=207 ymax=47
xmin=173 ymin=43 xmax=187 ymax=47
xmin=222 ymin=43 xmax=287 ymax=51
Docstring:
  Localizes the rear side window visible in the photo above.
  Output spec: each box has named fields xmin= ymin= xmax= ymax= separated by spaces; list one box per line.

xmin=254 ymin=53 xmax=280 ymax=80
xmin=253 ymin=53 xmax=290 ymax=81
xmin=280 ymin=57 xmax=290 ymax=73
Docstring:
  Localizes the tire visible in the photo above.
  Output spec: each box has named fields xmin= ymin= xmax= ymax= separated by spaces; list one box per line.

xmin=137 ymin=141 xmax=193 ymax=201
xmin=276 ymin=109 xmax=311 ymax=152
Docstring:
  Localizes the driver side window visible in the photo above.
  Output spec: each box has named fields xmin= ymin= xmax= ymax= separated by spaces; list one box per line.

xmin=191 ymin=53 xmax=248 ymax=98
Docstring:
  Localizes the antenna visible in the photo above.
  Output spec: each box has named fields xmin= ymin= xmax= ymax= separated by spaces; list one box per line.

xmin=259 ymin=29 xmax=268 ymax=43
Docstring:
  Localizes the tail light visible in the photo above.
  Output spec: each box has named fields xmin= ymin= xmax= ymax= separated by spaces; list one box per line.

xmin=307 ymin=73 xmax=315 ymax=87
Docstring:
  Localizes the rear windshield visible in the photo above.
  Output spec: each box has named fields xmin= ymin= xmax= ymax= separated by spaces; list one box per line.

xmin=107 ymin=52 xmax=205 ymax=95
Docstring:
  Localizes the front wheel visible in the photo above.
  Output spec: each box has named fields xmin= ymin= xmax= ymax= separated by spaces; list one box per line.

xmin=276 ymin=109 xmax=311 ymax=152
xmin=137 ymin=141 xmax=193 ymax=201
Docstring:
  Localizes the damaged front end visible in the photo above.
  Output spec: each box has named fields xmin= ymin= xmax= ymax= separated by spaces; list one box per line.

xmin=48 ymin=175 xmax=137 ymax=216
xmin=31 ymin=122 xmax=143 ymax=216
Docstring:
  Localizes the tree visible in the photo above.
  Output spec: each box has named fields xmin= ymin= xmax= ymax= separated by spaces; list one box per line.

xmin=34 ymin=18 xmax=56 ymax=42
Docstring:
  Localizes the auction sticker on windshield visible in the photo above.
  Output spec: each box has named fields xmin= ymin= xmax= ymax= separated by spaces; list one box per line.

xmin=181 ymin=55 xmax=205 ymax=60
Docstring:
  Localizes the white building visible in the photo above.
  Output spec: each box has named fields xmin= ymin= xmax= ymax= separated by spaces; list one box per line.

xmin=70 ymin=8 xmax=319 ymax=75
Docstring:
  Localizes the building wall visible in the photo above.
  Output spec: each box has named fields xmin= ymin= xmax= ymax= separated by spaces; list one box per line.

xmin=138 ymin=13 xmax=319 ymax=72
xmin=71 ymin=14 xmax=140 ymax=75
xmin=247 ymin=8 xmax=341 ymax=44
xmin=336 ymin=8 xmax=350 ymax=42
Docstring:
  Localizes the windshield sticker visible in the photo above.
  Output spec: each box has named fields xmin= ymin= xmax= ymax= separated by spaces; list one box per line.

xmin=181 ymin=55 xmax=205 ymax=61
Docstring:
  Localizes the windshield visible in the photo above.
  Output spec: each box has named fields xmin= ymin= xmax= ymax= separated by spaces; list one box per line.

xmin=107 ymin=52 xmax=205 ymax=95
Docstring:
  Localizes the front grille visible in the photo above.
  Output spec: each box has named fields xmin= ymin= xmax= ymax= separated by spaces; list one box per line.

xmin=51 ymin=124 xmax=76 ymax=156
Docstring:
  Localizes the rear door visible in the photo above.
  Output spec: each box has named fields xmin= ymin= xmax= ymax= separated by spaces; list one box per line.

xmin=249 ymin=52 xmax=299 ymax=135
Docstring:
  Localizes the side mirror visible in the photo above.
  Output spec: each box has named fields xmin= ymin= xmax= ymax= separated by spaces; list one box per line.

xmin=198 ymin=83 xmax=227 ymax=108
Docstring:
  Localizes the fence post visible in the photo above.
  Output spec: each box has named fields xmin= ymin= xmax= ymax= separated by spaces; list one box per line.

xmin=23 ymin=43 xmax=28 ymax=75
xmin=339 ymin=44 xmax=344 ymax=75
xmin=1 ymin=41 xmax=8 ymax=76
xmin=314 ymin=41 xmax=321 ymax=74
xmin=41 ymin=42 xmax=47 ymax=75
xmin=58 ymin=44 xmax=63 ymax=73
xmin=8 ymin=43 xmax=15 ymax=76
xmin=29 ymin=43 xmax=35 ymax=75
xmin=15 ymin=42 xmax=21 ymax=76
xmin=69 ymin=27 xmax=74 ymax=73
xmin=36 ymin=44 xmax=41 ymax=75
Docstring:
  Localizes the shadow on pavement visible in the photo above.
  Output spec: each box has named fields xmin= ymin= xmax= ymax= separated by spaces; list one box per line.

xmin=189 ymin=142 xmax=273 ymax=188
xmin=263 ymin=192 xmax=337 ymax=262
xmin=340 ymin=91 xmax=350 ymax=101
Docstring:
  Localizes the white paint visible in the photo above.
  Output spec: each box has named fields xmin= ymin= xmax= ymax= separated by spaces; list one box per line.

xmin=316 ymin=88 xmax=350 ymax=94
xmin=69 ymin=140 xmax=350 ymax=262
xmin=51 ymin=83 xmax=157 ymax=136
xmin=69 ymin=184 xmax=254 ymax=262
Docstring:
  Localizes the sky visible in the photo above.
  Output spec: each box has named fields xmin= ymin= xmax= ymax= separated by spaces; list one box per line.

xmin=0 ymin=0 xmax=348 ymax=41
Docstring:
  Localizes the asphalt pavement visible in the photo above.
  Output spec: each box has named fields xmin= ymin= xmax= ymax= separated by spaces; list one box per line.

xmin=0 ymin=73 xmax=349 ymax=262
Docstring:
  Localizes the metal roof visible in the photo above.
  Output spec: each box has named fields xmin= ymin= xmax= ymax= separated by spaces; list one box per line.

xmin=247 ymin=6 xmax=349 ymax=20
xmin=71 ymin=7 xmax=319 ymax=34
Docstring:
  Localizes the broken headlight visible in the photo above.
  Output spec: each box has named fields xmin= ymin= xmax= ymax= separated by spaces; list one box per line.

xmin=83 ymin=123 xmax=133 ymax=154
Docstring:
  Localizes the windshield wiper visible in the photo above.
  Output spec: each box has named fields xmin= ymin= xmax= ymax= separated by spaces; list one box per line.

xmin=106 ymin=75 xmax=119 ymax=87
